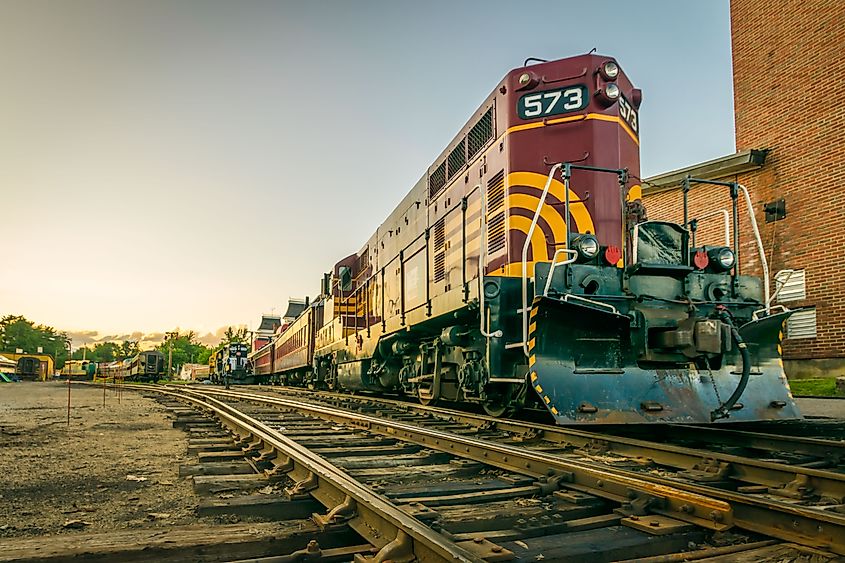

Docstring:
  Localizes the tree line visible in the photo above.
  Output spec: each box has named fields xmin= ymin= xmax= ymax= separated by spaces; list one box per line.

xmin=0 ymin=315 xmax=72 ymax=368
xmin=1 ymin=315 xmax=251 ymax=375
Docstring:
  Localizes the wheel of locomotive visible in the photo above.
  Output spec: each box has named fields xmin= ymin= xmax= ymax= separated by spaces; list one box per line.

xmin=482 ymin=385 xmax=519 ymax=418
xmin=324 ymin=357 xmax=338 ymax=391
xmin=418 ymin=392 xmax=439 ymax=407
xmin=482 ymin=399 xmax=515 ymax=418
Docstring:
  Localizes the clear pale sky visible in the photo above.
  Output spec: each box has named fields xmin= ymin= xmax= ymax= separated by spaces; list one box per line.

xmin=0 ymin=1 xmax=734 ymax=346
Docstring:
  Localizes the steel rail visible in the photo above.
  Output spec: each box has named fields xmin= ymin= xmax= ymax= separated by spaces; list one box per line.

xmin=179 ymin=387 xmax=732 ymax=529
xmin=183 ymin=386 xmax=845 ymax=555
xmin=667 ymin=424 xmax=845 ymax=462
xmin=252 ymin=385 xmax=845 ymax=503
xmin=151 ymin=387 xmax=487 ymax=562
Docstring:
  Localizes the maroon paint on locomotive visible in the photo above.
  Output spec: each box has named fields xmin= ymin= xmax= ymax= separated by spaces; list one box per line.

xmin=502 ymin=54 xmax=641 ymax=267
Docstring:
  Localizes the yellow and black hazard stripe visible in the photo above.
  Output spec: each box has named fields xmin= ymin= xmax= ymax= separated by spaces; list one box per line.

xmin=527 ymin=297 xmax=559 ymax=416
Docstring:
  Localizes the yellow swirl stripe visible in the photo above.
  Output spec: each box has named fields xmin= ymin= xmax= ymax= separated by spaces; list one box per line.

xmin=507 ymin=172 xmax=594 ymax=234
xmin=508 ymin=215 xmax=549 ymax=262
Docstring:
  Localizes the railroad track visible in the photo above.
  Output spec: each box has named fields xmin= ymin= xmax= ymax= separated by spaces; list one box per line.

xmin=128 ymin=383 xmax=844 ymax=561
xmin=240 ymin=384 xmax=845 ymax=487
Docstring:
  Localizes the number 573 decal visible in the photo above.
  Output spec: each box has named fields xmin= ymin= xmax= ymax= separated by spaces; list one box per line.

xmin=517 ymin=85 xmax=588 ymax=120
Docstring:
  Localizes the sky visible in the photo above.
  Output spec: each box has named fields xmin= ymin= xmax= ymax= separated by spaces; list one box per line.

xmin=0 ymin=1 xmax=735 ymax=347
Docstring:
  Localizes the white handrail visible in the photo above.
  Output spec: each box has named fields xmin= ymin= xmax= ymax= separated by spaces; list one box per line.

xmin=522 ymin=164 xmax=562 ymax=357
xmin=768 ymin=269 xmax=795 ymax=306
xmin=738 ymin=184 xmax=770 ymax=312
xmin=542 ymin=248 xmax=578 ymax=297
xmin=477 ymin=182 xmax=502 ymax=339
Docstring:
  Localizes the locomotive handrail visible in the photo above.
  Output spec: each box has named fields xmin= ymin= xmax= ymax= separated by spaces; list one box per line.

xmin=542 ymin=248 xmax=578 ymax=296
xmin=477 ymin=183 xmax=502 ymax=340
xmin=767 ymin=269 xmax=796 ymax=306
xmin=689 ymin=209 xmax=731 ymax=247
xmin=682 ymin=178 xmax=771 ymax=312
xmin=738 ymin=183 xmax=771 ymax=312
xmin=752 ymin=304 xmax=789 ymax=321
xmin=521 ymin=163 xmax=563 ymax=357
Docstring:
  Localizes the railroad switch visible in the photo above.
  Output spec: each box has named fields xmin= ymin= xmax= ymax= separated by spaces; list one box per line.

xmin=580 ymin=438 xmax=611 ymax=455
xmin=253 ymin=447 xmax=278 ymax=468
xmin=313 ymin=495 xmax=357 ymax=530
xmin=283 ymin=539 xmax=323 ymax=561
xmin=355 ymin=530 xmax=414 ymax=563
xmin=679 ymin=457 xmax=732 ymax=482
xmin=263 ymin=456 xmax=294 ymax=480
xmin=534 ymin=471 xmax=573 ymax=495
xmin=618 ymin=491 xmax=664 ymax=517
xmin=771 ymin=473 xmax=814 ymax=500
xmin=241 ymin=438 xmax=264 ymax=456
xmin=285 ymin=472 xmax=319 ymax=499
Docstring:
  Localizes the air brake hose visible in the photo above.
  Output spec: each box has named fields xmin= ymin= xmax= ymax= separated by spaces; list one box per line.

xmin=710 ymin=308 xmax=751 ymax=421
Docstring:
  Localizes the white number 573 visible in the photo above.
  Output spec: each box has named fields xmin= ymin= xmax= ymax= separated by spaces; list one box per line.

xmin=522 ymin=87 xmax=584 ymax=118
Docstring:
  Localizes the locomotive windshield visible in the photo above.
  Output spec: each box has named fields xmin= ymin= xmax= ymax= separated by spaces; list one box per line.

xmin=635 ymin=221 xmax=686 ymax=265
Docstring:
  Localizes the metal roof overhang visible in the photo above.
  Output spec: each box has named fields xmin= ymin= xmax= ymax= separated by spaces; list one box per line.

xmin=643 ymin=149 xmax=768 ymax=196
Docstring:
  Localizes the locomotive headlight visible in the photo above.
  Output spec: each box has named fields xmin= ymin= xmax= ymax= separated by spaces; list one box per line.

xmin=518 ymin=73 xmax=531 ymax=86
xmin=574 ymin=234 xmax=600 ymax=260
xmin=708 ymin=247 xmax=736 ymax=272
xmin=604 ymin=83 xmax=620 ymax=99
xmin=600 ymin=61 xmax=619 ymax=80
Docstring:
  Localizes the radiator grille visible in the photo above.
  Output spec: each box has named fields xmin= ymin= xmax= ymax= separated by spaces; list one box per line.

xmin=447 ymin=139 xmax=466 ymax=180
xmin=486 ymin=170 xmax=506 ymax=255
xmin=467 ymin=107 xmax=494 ymax=159
xmin=429 ymin=161 xmax=446 ymax=199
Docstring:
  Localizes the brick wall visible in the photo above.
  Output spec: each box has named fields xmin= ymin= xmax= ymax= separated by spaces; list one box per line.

xmin=644 ymin=0 xmax=845 ymax=362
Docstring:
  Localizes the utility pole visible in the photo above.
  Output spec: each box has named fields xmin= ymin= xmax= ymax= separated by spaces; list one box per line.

xmin=65 ymin=339 xmax=72 ymax=426
xmin=166 ymin=331 xmax=178 ymax=380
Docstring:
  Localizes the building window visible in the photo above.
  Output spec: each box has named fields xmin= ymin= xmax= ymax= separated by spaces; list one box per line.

xmin=786 ymin=308 xmax=816 ymax=340
xmin=775 ymin=269 xmax=806 ymax=302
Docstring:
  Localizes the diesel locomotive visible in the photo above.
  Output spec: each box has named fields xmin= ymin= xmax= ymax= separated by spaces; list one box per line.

xmin=211 ymin=343 xmax=251 ymax=384
xmin=251 ymin=53 xmax=800 ymax=424
xmin=96 ymin=351 xmax=165 ymax=383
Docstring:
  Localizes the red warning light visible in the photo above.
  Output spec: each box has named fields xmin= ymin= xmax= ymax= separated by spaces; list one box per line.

xmin=604 ymin=245 xmax=621 ymax=265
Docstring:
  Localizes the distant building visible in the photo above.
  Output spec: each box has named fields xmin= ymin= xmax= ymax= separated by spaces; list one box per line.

xmin=252 ymin=314 xmax=282 ymax=352
xmin=180 ymin=363 xmax=209 ymax=381
xmin=283 ymin=299 xmax=308 ymax=323
xmin=0 ymin=355 xmax=16 ymax=372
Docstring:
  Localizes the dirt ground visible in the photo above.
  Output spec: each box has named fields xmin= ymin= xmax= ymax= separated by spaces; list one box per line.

xmin=0 ymin=382 xmax=199 ymax=539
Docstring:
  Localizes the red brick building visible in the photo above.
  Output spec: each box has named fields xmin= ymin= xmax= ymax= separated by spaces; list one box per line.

xmin=643 ymin=0 xmax=845 ymax=377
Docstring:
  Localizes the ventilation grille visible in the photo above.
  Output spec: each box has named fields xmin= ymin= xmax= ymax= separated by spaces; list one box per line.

xmin=358 ymin=248 xmax=369 ymax=273
xmin=786 ymin=308 xmax=816 ymax=339
xmin=775 ymin=269 xmax=806 ymax=302
xmin=429 ymin=161 xmax=446 ymax=199
xmin=433 ymin=219 xmax=446 ymax=248
xmin=467 ymin=107 xmax=494 ymax=159
xmin=433 ymin=219 xmax=446 ymax=282
xmin=447 ymin=139 xmax=466 ymax=180
xmin=429 ymin=105 xmax=495 ymax=200
xmin=486 ymin=170 xmax=506 ymax=255
xmin=434 ymin=252 xmax=446 ymax=283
